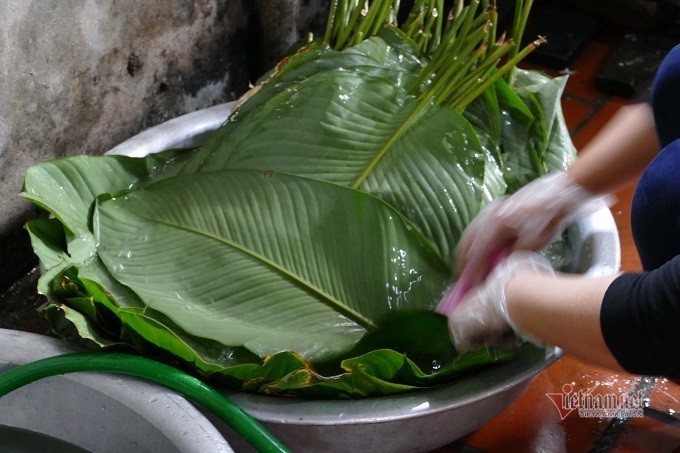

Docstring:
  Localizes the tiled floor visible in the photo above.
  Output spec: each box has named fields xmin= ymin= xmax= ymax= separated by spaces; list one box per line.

xmin=436 ymin=19 xmax=680 ymax=453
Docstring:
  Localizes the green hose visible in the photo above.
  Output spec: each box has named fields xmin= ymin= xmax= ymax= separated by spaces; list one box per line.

xmin=0 ymin=352 xmax=290 ymax=453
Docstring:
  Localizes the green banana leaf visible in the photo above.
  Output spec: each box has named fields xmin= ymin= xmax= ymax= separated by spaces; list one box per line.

xmin=25 ymin=158 xmax=513 ymax=397
xmin=465 ymin=70 xmax=575 ymax=193
xmin=233 ymin=346 xmax=514 ymax=398
xmin=40 ymin=259 xmax=259 ymax=372
xmin=180 ymin=34 xmax=492 ymax=263
xmin=23 ymin=149 xmax=506 ymax=397
xmin=22 ymin=149 xmax=193 ymax=297
xmin=177 ymin=37 xmax=574 ymax=265
xmin=22 ymin=149 xmax=191 ymax=238
xmin=93 ymin=169 xmax=451 ymax=362
xmin=231 ymin=30 xmax=426 ymax=118
xmin=22 ymin=151 xmax=257 ymax=373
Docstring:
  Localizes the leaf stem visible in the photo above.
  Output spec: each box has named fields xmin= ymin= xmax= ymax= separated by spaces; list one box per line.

xmin=506 ymin=0 xmax=534 ymax=85
xmin=486 ymin=4 xmax=498 ymax=58
xmin=453 ymin=36 xmax=545 ymax=111
xmin=350 ymin=100 xmax=430 ymax=190
xmin=327 ymin=0 xmax=400 ymax=50
xmin=330 ymin=0 xmax=543 ymax=187
xmin=324 ymin=0 xmax=340 ymax=43
xmin=336 ymin=1 xmax=364 ymax=49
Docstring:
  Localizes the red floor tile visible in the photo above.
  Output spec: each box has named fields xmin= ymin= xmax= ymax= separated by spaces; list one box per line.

xmin=519 ymin=31 xmax=623 ymax=102
xmin=562 ymin=24 xmax=626 ymax=101
xmin=570 ymin=98 xmax=630 ymax=150
xmin=561 ymin=96 xmax=596 ymax=133
xmin=561 ymin=41 xmax=619 ymax=101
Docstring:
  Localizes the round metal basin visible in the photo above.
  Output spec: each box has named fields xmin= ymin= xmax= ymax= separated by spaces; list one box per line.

xmin=108 ymin=102 xmax=621 ymax=452
xmin=0 ymin=329 xmax=233 ymax=453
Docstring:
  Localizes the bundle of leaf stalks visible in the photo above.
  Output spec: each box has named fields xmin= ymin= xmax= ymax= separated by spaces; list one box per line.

xmin=22 ymin=0 xmax=574 ymax=397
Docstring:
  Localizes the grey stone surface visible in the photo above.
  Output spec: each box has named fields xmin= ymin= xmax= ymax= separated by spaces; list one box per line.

xmin=0 ymin=0 xmax=328 ymax=292
xmin=596 ymin=33 xmax=676 ymax=98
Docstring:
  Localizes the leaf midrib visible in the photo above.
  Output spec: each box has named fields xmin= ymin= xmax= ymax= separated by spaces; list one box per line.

xmin=350 ymin=95 xmax=432 ymax=189
xmin=114 ymin=211 xmax=376 ymax=330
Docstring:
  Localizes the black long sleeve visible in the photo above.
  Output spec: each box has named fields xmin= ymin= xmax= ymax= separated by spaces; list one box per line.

xmin=601 ymin=255 xmax=680 ymax=378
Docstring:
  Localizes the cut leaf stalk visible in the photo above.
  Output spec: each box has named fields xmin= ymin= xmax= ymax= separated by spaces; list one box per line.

xmin=506 ymin=0 xmax=534 ymax=84
xmin=408 ymin=6 xmax=489 ymax=94
xmin=453 ymin=36 xmax=546 ymax=110
xmin=486 ymin=5 xmax=498 ymax=58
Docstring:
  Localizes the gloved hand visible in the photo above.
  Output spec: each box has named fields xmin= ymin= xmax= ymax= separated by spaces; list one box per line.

xmin=448 ymin=251 xmax=555 ymax=352
xmin=455 ymin=171 xmax=606 ymax=289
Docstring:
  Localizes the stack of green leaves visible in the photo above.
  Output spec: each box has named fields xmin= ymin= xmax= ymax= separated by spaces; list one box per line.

xmin=21 ymin=0 xmax=575 ymax=398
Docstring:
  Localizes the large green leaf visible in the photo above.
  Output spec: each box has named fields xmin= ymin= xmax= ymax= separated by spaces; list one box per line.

xmin=21 ymin=151 xmax=250 ymax=374
xmin=504 ymin=70 xmax=575 ymax=190
xmin=180 ymin=37 xmax=489 ymax=262
xmin=465 ymin=69 xmax=575 ymax=193
xmin=25 ymin=218 xmax=66 ymax=270
xmin=42 ymin=260 xmax=257 ymax=373
xmin=22 ymin=149 xmax=195 ymax=302
xmin=219 ymin=347 xmax=513 ymax=398
xmin=21 ymin=149 xmax=191 ymax=238
xmin=94 ymin=170 xmax=451 ymax=362
xmin=234 ymin=31 xmax=425 ymax=118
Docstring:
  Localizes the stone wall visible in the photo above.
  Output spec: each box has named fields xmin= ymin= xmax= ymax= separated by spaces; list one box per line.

xmin=0 ymin=0 xmax=328 ymax=292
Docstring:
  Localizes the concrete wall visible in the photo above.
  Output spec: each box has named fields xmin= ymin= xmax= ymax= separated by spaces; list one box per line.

xmin=0 ymin=0 xmax=328 ymax=291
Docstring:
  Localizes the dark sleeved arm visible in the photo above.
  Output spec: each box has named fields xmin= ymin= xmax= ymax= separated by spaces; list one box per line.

xmin=601 ymin=255 xmax=680 ymax=378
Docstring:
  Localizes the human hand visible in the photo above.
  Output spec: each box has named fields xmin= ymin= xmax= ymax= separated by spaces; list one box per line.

xmin=455 ymin=171 xmax=602 ymax=289
xmin=447 ymin=251 xmax=555 ymax=352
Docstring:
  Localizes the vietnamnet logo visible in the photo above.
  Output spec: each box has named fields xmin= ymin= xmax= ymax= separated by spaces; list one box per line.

xmin=546 ymin=383 xmax=645 ymax=420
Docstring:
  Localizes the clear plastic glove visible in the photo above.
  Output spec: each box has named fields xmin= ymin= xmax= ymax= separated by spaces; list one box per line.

xmin=455 ymin=171 xmax=606 ymax=289
xmin=448 ymin=251 xmax=555 ymax=353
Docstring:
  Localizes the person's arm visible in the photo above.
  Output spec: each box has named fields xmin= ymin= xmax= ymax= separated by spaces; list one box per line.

xmin=450 ymin=253 xmax=680 ymax=378
xmin=505 ymin=272 xmax=622 ymax=370
xmin=567 ymin=102 xmax=660 ymax=195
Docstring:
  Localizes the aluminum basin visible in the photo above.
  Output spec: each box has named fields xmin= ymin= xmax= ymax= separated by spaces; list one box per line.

xmin=108 ymin=102 xmax=621 ymax=452
xmin=0 ymin=329 xmax=232 ymax=453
